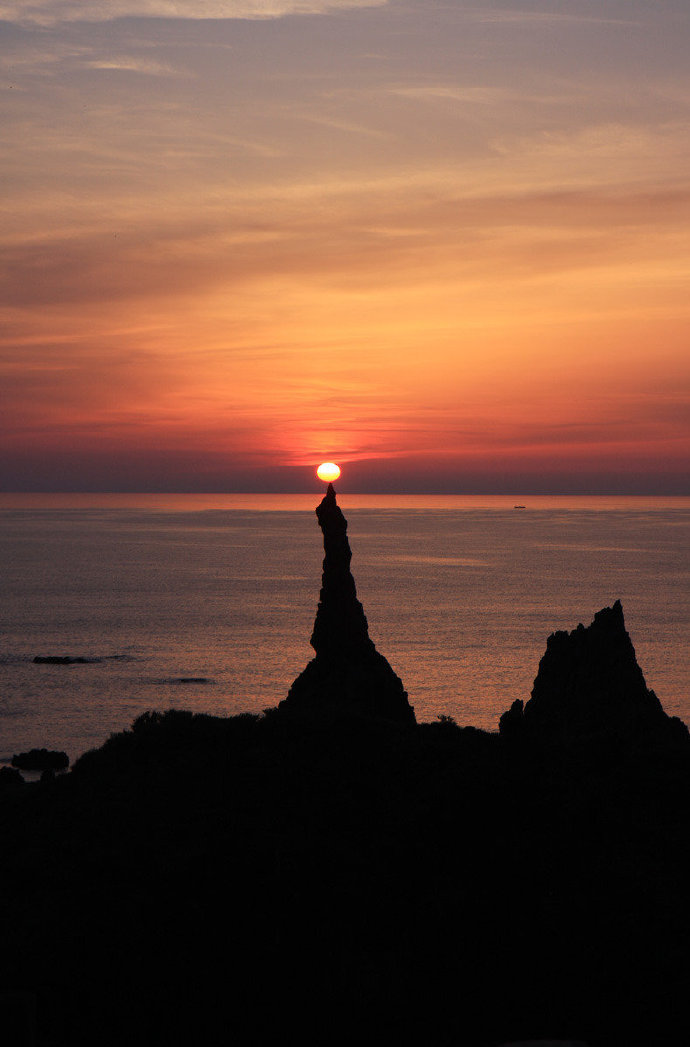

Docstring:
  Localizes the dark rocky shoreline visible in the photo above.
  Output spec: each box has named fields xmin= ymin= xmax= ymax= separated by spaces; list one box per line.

xmin=1 ymin=487 xmax=688 ymax=1046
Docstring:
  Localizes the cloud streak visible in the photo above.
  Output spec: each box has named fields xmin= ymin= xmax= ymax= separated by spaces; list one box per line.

xmin=464 ymin=7 xmax=640 ymax=28
xmin=0 ymin=0 xmax=384 ymax=26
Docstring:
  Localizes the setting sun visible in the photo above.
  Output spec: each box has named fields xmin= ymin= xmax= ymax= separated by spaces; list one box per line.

xmin=317 ymin=462 xmax=341 ymax=483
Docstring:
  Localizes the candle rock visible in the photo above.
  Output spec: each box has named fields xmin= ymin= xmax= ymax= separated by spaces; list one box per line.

xmin=280 ymin=484 xmax=415 ymax=725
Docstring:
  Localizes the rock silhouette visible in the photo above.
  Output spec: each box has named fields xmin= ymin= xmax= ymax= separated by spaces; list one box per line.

xmin=500 ymin=599 xmax=688 ymax=746
xmin=0 ymin=765 xmax=24 ymax=788
xmin=12 ymin=747 xmax=69 ymax=771
xmin=33 ymin=655 xmax=94 ymax=665
xmin=280 ymin=483 xmax=415 ymax=725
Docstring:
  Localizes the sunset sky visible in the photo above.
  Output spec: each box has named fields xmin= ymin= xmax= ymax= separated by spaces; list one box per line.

xmin=2 ymin=0 xmax=689 ymax=492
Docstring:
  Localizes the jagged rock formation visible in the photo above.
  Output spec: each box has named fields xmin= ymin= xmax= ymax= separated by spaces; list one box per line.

xmin=280 ymin=484 xmax=415 ymax=725
xmin=500 ymin=599 xmax=688 ymax=746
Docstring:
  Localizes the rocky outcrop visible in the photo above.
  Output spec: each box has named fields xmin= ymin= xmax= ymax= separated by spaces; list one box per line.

xmin=34 ymin=656 xmax=94 ymax=664
xmin=500 ymin=600 xmax=688 ymax=746
xmin=12 ymin=748 xmax=69 ymax=771
xmin=280 ymin=484 xmax=415 ymax=725
xmin=0 ymin=765 xmax=25 ymax=788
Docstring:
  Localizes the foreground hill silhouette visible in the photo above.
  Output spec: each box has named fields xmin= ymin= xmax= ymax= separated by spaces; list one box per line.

xmin=1 ymin=492 xmax=689 ymax=1047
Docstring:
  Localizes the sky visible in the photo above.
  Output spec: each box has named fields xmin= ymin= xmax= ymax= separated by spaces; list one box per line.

xmin=1 ymin=0 xmax=689 ymax=493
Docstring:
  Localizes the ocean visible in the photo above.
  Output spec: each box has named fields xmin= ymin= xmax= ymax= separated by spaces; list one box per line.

xmin=1 ymin=492 xmax=689 ymax=765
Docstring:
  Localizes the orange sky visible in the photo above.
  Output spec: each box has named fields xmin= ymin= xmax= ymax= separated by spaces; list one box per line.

xmin=1 ymin=0 xmax=689 ymax=491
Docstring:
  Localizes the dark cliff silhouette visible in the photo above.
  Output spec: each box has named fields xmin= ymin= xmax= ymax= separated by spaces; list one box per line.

xmin=280 ymin=483 xmax=415 ymax=725
xmin=500 ymin=599 xmax=688 ymax=749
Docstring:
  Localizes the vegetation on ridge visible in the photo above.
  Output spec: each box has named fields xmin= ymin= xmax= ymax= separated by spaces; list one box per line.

xmin=1 ymin=696 xmax=690 ymax=1047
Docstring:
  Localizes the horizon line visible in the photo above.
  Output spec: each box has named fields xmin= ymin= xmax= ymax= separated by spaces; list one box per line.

xmin=1 ymin=490 xmax=689 ymax=497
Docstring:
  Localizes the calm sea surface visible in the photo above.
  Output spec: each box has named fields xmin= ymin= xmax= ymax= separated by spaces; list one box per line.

xmin=1 ymin=493 xmax=689 ymax=764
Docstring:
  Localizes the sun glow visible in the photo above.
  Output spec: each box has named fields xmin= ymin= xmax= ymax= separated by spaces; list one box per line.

xmin=317 ymin=462 xmax=341 ymax=482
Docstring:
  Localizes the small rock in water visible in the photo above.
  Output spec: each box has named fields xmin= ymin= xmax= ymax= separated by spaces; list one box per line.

xmin=33 ymin=655 xmax=94 ymax=665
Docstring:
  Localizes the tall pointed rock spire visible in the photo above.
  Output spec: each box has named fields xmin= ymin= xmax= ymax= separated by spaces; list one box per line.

xmin=281 ymin=484 xmax=415 ymax=725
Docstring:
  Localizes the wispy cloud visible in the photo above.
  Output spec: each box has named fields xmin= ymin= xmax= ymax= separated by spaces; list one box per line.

xmin=389 ymin=84 xmax=571 ymax=107
xmin=3 ymin=177 xmax=689 ymax=310
xmin=0 ymin=0 xmax=385 ymax=26
xmin=391 ymin=85 xmax=515 ymax=105
xmin=84 ymin=56 xmax=187 ymax=76
xmin=501 ymin=121 xmax=690 ymax=161
xmin=461 ymin=5 xmax=641 ymax=28
xmin=292 ymin=111 xmax=393 ymax=140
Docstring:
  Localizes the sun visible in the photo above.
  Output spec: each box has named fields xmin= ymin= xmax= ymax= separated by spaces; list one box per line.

xmin=316 ymin=462 xmax=341 ymax=482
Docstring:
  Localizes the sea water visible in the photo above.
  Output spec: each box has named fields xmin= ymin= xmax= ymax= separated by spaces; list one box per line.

xmin=1 ymin=493 xmax=688 ymax=764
